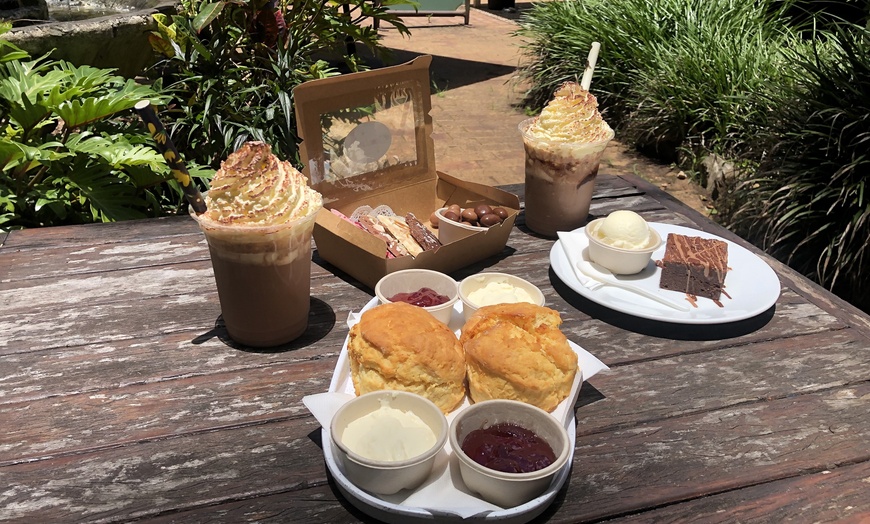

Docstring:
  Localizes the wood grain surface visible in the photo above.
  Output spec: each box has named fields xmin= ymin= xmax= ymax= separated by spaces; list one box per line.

xmin=1 ymin=174 xmax=868 ymax=523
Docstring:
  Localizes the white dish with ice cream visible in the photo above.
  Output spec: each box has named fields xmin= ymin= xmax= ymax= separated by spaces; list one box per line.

xmin=585 ymin=211 xmax=663 ymax=275
xmin=551 ymin=223 xmax=781 ymax=324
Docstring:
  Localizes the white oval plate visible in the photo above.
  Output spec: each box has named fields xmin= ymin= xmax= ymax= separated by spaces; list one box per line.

xmin=550 ymin=223 xmax=781 ymax=324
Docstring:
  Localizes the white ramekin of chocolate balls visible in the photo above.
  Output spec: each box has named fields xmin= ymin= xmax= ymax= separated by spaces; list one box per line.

xmin=431 ymin=204 xmax=510 ymax=245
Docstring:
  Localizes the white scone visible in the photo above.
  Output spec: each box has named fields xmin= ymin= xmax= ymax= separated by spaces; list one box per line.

xmin=459 ymin=302 xmax=578 ymax=412
xmin=348 ymin=302 xmax=466 ymax=413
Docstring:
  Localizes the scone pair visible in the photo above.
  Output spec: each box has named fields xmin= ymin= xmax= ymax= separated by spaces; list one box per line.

xmin=347 ymin=301 xmax=579 ymax=414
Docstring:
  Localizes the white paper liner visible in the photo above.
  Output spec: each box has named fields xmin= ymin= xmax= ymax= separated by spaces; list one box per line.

xmin=350 ymin=204 xmax=397 ymax=223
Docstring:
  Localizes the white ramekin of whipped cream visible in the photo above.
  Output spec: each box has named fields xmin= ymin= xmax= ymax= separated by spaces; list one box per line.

xmin=459 ymin=273 xmax=546 ymax=321
xmin=330 ymin=390 xmax=448 ymax=495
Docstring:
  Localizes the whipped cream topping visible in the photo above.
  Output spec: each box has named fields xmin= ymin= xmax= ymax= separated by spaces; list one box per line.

xmin=527 ymin=82 xmax=614 ymax=144
xmin=204 ymin=141 xmax=322 ymax=226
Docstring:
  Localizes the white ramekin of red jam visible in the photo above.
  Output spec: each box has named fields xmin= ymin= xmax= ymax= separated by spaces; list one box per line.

xmin=449 ymin=399 xmax=571 ymax=508
xmin=375 ymin=269 xmax=459 ymax=325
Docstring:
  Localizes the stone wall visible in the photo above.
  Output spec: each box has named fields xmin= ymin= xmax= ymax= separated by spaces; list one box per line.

xmin=4 ymin=0 xmax=176 ymax=78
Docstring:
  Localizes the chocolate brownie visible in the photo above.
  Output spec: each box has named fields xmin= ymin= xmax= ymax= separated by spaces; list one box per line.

xmin=659 ymin=233 xmax=728 ymax=300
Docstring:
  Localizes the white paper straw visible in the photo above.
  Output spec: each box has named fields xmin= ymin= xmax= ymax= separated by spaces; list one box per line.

xmin=580 ymin=41 xmax=601 ymax=91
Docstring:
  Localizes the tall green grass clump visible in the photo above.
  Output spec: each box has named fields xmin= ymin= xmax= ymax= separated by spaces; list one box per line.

xmin=723 ymin=24 xmax=870 ymax=311
xmin=515 ymin=0 xmax=805 ymax=163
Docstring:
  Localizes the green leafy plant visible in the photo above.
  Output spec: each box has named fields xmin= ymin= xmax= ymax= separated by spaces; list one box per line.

xmin=0 ymin=23 xmax=209 ymax=230
xmin=723 ymin=23 xmax=870 ymax=311
xmin=147 ymin=0 xmax=411 ymax=170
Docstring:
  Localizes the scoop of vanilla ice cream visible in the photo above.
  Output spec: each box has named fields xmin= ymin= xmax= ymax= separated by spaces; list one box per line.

xmin=204 ymin=141 xmax=322 ymax=226
xmin=527 ymin=82 xmax=614 ymax=144
xmin=593 ymin=210 xmax=651 ymax=249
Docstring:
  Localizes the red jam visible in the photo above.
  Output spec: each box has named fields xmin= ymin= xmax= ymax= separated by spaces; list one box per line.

xmin=389 ymin=287 xmax=449 ymax=307
xmin=460 ymin=423 xmax=556 ymax=473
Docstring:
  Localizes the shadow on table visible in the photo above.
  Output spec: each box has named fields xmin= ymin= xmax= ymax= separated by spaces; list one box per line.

xmin=190 ymin=297 xmax=336 ymax=353
xmin=314 ymin=245 xmax=520 ymax=294
xmin=549 ymin=268 xmax=776 ymax=340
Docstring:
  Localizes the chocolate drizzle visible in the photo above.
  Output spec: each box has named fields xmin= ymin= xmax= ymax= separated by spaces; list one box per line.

xmin=663 ymin=234 xmax=728 ymax=274
xmin=659 ymin=233 xmax=729 ymax=301
xmin=405 ymin=212 xmax=442 ymax=251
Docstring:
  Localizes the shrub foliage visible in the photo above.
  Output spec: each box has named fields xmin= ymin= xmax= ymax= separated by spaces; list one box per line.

xmin=724 ymin=24 xmax=870 ymax=310
xmin=515 ymin=0 xmax=804 ymax=162
xmin=0 ymin=24 xmax=207 ymax=230
xmin=147 ymin=0 xmax=410 ymax=170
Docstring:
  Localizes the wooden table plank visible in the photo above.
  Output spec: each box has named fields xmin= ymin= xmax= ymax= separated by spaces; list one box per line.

xmin=139 ymin=483 xmax=366 ymax=523
xmin=0 ymin=214 xmax=202 ymax=252
xmin=574 ymin=329 xmax=870 ymax=432
xmin=0 ymin=260 xmax=371 ymax=356
xmin=1 ymin=174 xmax=868 ymax=523
xmin=0 ymin=419 xmax=329 ymax=523
xmin=0 ymin=284 xmax=849 ymax=410
xmin=137 ymin=460 xmax=870 ymax=524
xmin=2 ymin=238 xmax=846 ymax=357
xmin=0 ymin=360 xmax=334 ymax=465
xmin=613 ymin=460 xmax=870 ymax=523
xmin=2 ymin=382 xmax=866 ymax=523
xmin=559 ymin=382 xmax=870 ymax=522
xmin=4 ymin=321 xmax=866 ymax=463
xmin=0 ymin=283 xmax=845 ymax=402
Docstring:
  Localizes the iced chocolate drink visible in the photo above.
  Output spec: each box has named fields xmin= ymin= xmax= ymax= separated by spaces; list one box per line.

xmin=519 ymin=82 xmax=614 ymax=238
xmin=191 ymin=142 xmax=323 ymax=347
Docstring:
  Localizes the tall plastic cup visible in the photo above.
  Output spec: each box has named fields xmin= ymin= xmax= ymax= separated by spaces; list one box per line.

xmin=518 ymin=118 xmax=614 ymax=238
xmin=191 ymin=209 xmax=319 ymax=347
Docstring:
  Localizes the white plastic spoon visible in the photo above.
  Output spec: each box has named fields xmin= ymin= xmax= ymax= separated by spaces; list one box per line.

xmin=575 ymin=250 xmax=691 ymax=312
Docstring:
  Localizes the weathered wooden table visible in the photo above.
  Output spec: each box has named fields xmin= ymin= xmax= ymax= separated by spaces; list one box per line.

xmin=2 ymin=174 xmax=869 ymax=523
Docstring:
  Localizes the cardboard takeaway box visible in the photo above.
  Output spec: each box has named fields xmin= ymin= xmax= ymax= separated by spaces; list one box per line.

xmin=293 ymin=55 xmax=520 ymax=290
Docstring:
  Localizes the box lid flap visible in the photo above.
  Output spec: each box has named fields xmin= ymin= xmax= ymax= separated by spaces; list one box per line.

xmin=293 ymin=56 xmax=436 ymax=208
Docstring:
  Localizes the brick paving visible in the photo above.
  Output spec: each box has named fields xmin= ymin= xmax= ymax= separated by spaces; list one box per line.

xmin=377 ymin=9 xmax=531 ymax=186
xmin=375 ymin=7 xmax=712 ymax=214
